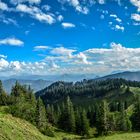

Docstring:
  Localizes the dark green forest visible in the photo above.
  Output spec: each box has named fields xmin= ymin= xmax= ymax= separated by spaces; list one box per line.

xmin=1 ymin=78 xmax=140 ymax=138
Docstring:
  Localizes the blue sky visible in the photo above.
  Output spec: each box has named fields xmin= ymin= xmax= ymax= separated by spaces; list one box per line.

xmin=0 ymin=0 xmax=140 ymax=76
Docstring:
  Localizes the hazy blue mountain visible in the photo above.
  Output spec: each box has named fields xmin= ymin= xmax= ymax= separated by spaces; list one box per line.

xmin=0 ymin=74 xmax=97 ymax=81
xmin=2 ymin=79 xmax=53 ymax=93
xmin=1 ymin=74 xmax=98 ymax=93
xmin=96 ymin=71 xmax=140 ymax=81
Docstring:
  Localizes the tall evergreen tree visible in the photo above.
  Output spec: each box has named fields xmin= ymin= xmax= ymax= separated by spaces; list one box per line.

xmin=35 ymin=97 xmax=47 ymax=133
xmin=58 ymin=96 xmax=75 ymax=132
xmin=131 ymin=95 xmax=140 ymax=131
xmin=0 ymin=80 xmax=8 ymax=105
xmin=80 ymin=109 xmax=89 ymax=136
xmin=96 ymin=100 xmax=109 ymax=136
xmin=119 ymin=102 xmax=131 ymax=131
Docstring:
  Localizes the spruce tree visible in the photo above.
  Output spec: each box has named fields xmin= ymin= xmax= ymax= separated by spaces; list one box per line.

xmin=80 ymin=109 xmax=90 ymax=136
xmin=131 ymin=95 xmax=140 ymax=131
xmin=0 ymin=80 xmax=7 ymax=105
xmin=35 ymin=97 xmax=47 ymax=133
xmin=119 ymin=102 xmax=131 ymax=131
xmin=96 ymin=100 xmax=109 ymax=136
xmin=58 ymin=96 xmax=75 ymax=132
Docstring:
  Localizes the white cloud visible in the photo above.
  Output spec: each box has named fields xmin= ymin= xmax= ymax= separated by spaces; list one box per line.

xmin=130 ymin=0 xmax=140 ymax=12
xmin=58 ymin=0 xmax=89 ymax=14
xmin=131 ymin=13 xmax=140 ymax=22
xmin=110 ymin=14 xmax=117 ymax=18
xmin=0 ymin=37 xmax=24 ymax=46
xmin=110 ymin=14 xmax=122 ymax=23
xmin=61 ymin=22 xmax=75 ymax=28
xmin=76 ymin=52 xmax=91 ymax=65
xmin=57 ymin=15 xmax=64 ymax=22
xmin=16 ymin=4 xmax=55 ymax=24
xmin=116 ymin=18 xmax=122 ymax=22
xmin=50 ymin=47 xmax=76 ymax=57
xmin=98 ymin=0 xmax=105 ymax=4
xmin=1 ymin=43 xmax=140 ymax=76
xmin=33 ymin=46 xmax=49 ymax=51
xmin=0 ymin=1 xmax=9 ymax=11
xmin=10 ymin=0 xmax=41 ymax=5
xmin=115 ymin=25 xmax=124 ymax=31
xmin=0 ymin=55 xmax=7 ymax=59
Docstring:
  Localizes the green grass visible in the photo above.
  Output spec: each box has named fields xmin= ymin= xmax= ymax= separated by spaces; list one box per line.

xmin=0 ymin=110 xmax=79 ymax=140
xmin=1 ymin=107 xmax=140 ymax=140
xmin=92 ymin=133 xmax=140 ymax=140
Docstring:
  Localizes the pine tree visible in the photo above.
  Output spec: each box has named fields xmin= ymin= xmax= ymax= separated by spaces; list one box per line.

xmin=46 ymin=104 xmax=56 ymax=125
xmin=80 ymin=109 xmax=89 ymax=136
xmin=119 ymin=102 xmax=131 ymax=131
xmin=35 ymin=97 xmax=47 ymax=133
xmin=58 ymin=96 xmax=75 ymax=132
xmin=131 ymin=95 xmax=140 ymax=131
xmin=75 ymin=108 xmax=82 ymax=134
xmin=0 ymin=80 xmax=7 ymax=105
xmin=96 ymin=100 xmax=109 ymax=136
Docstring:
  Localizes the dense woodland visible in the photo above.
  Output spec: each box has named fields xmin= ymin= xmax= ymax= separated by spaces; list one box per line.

xmin=1 ymin=79 xmax=140 ymax=138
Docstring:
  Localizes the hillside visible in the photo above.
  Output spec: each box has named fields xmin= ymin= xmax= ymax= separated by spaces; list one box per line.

xmin=36 ymin=78 xmax=140 ymax=105
xmin=0 ymin=108 xmax=79 ymax=140
xmin=1 ymin=113 xmax=140 ymax=140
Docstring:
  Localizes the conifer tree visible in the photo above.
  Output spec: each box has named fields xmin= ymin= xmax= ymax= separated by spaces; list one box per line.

xmin=96 ymin=100 xmax=109 ymax=136
xmin=58 ymin=96 xmax=75 ymax=132
xmin=80 ymin=109 xmax=89 ymax=136
xmin=119 ymin=102 xmax=131 ymax=131
xmin=35 ymin=97 xmax=47 ymax=133
xmin=131 ymin=95 xmax=140 ymax=131
xmin=0 ymin=80 xmax=8 ymax=105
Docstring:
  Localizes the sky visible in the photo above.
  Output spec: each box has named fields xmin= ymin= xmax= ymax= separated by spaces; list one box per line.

xmin=0 ymin=0 xmax=140 ymax=77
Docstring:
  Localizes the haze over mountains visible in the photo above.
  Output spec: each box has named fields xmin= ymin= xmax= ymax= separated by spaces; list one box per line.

xmin=2 ymin=71 xmax=140 ymax=93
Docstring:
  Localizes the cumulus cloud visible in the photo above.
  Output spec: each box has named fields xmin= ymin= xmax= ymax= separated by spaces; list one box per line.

xmin=61 ymin=22 xmax=75 ymax=28
xmin=0 ymin=37 xmax=24 ymax=46
xmin=58 ymin=0 xmax=89 ymax=14
xmin=50 ymin=46 xmax=76 ymax=57
xmin=131 ymin=13 xmax=140 ymax=22
xmin=10 ymin=0 xmax=41 ymax=5
xmin=0 ymin=1 xmax=9 ymax=11
xmin=76 ymin=52 xmax=91 ymax=65
xmin=1 ymin=43 xmax=140 ymax=76
xmin=130 ymin=0 xmax=140 ymax=12
xmin=16 ymin=4 xmax=56 ymax=24
xmin=115 ymin=25 xmax=124 ymax=31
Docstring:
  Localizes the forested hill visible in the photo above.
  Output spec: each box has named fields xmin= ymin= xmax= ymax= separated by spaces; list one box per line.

xmin=36 ymin=78 xmax=140 ymax=105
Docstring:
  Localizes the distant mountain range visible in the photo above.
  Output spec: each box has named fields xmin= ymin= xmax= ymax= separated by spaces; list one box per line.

xmin=1 ymin=74 xmax=97 ymax=93
xmin=96 ymin=71 xmax=140 ymax=81
xmin=2 ymin=71 xmax=140 ymax=93
xmin=2 ymin=79 xmax=53 ymax=93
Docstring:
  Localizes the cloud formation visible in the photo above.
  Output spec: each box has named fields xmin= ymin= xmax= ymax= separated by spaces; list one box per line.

xmin=61 ymin=22 xmax=75 ymax=28
xmin=33 ymin=46 xmax=50 ymax=51
xmin=0 ymin=37 xmax=24 ymax=46
xmin=131 ymin=13 xmax=140 ymax=22
xmin=0 ymin=42 xmax=140 ymax=76
xmin=10 ymin=0 xmax=41 ymax=5
xmin=16 ymin=4 xmax=56 ymax=24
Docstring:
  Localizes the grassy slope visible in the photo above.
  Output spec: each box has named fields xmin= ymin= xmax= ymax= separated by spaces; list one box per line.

xmin=0 ymin=112 xmax=79 ymax=140
xmin=92 ymin=133 xmax=140 ymax=140
xmin=1 ymin=86 xmax=140 ymax=140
